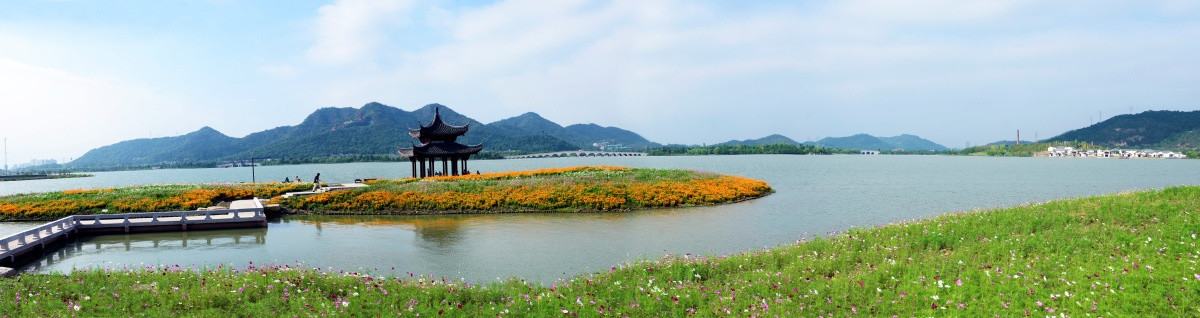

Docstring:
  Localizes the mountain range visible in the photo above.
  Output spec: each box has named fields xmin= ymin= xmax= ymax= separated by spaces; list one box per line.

xmin=811 ymin=134 xmax=948 ymax=151
xmin=714 ymin=133 xmax=948 ymax=151
xmin=66 ymin=100 xmax=1058 ymax=169
xmin=68 ymin=103 xmax=657 ymax=169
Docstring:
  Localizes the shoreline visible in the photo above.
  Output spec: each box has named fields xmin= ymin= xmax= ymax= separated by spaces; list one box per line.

xmin=282 ymin=190 xmax=774 ymax=216
xmin=0 ymin=173 xmax=92 ymax=182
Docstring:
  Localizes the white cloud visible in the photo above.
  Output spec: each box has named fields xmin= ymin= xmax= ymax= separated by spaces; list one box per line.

xmin=0 ymin=58 xmax=181 ymax=163
xmin=307 ymin=0 xmax=415 ymax=64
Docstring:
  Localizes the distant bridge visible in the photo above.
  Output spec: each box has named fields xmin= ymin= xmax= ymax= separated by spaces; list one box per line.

xmin=504 ymin=151 xmax=648 ymax=159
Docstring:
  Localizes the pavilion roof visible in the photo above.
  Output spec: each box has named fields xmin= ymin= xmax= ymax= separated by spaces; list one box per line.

xmin=408 ymin=108 xmax=469 ymax=138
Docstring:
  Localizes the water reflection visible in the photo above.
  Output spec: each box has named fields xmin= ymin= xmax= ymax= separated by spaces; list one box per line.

xmin=20 ymin=228 xmax=266 ymax=272
xmin=290 ymin=215 xmax=470 ymax=249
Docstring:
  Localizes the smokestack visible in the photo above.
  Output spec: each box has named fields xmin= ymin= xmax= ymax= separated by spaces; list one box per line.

xmin=1016 ymin=130 xmax=1020 ymax=145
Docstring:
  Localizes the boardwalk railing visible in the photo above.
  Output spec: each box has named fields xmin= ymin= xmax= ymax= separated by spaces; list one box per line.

xmin=1 ymin=198 xmax=265 ymax=267
xmin=74 ymin=199 xmax=264 ymax=230
xmin=0 ymin=216 xmax=76 ymax=256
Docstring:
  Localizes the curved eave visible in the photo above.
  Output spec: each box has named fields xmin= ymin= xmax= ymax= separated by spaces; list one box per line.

xmin=405 ymin=142 xmax=483 ymax=157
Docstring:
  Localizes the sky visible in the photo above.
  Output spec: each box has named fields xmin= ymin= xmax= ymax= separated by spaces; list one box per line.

xmin=1 ymin=0 xmax=1198 ymax=165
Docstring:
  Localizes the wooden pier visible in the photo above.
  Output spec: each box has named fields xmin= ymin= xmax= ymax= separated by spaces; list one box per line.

xmin=0 ymin=198 xmax=266 ymax=273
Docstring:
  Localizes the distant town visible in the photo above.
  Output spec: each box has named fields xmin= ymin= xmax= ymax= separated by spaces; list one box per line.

xmin=1041 ymin=146 xmax=1188 ymax=159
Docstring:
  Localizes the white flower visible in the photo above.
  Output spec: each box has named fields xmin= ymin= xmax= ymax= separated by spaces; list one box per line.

xmin=931 ymin=295 xmax=940 ymax=300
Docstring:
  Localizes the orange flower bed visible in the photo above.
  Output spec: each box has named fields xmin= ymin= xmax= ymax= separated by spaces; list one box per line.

xmin=62 ymin=188 xmax=114 ymax=195
xmin=285 ymin=167 xmax=771 ymax=213
xmin=0 ymin=182 xmax=312 ymax=219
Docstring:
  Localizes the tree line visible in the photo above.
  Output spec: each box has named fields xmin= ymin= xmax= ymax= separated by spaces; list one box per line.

xmin=648 ymin=143 xmax=850 ymax=156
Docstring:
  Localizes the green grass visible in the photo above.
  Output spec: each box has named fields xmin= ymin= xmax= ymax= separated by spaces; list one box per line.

xmin=3 ymin=186 xmax=1200 ymax=316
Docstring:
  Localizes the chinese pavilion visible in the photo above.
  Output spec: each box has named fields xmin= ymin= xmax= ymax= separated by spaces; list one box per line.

xmin=398 ymin=108 xmax=483 ymax=178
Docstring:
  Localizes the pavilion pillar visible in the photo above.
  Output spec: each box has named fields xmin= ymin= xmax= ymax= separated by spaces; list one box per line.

xmin=442 ymin=157 xmax=448 ymax=176
xmin=462 ymin=158 xmax=468 ymax=175
xmin=409 ymin=158 xmax=416 ymax=178
xmin=451 ymin=156 xmax=459 ymax=176
xmin=419 ymin=158 xmax=427 ymax=178
xmin=427 ymin=157 xmax=434 ymax=177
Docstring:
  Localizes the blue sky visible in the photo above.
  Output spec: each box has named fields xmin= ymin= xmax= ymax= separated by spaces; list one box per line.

xmin=1 ymin=0 xmax=1198 ymax=164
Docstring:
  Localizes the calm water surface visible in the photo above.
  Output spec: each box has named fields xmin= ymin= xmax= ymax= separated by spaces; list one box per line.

xmin=2 ymin=155 xmax=1197 ymax=282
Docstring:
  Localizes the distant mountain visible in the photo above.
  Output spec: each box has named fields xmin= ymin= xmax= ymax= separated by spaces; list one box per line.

xmin=813 ymin=134 xmax=894 ymax=151
xmin=715 ymin=134 xmax=802 ymax=146
xmin=1045 ymin=110 xmax=1200 ymax=150
xmin=813 ymin=134 xmax=946 ymax=151
xmin=878 ymin=134 xmax=949 ymax=151
xmin=68 ymin=127 xmax=247 ymax=167
xmin=487 ymin=112 xmax=655 ymax=150
xmin=69 ymin=103 xmax=658 ymax=169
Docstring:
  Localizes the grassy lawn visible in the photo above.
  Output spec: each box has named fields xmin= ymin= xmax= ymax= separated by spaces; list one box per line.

xmin=2 ymin=185 xmax=1198 ymax=316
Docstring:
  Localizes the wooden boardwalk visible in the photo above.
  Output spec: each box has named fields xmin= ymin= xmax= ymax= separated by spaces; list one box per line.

xmin=0 ymin=198 xmax=266 ymax=271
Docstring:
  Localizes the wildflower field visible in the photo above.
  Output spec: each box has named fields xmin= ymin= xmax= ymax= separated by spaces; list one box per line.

xmin=279 ymin=166 xmax=773 ymax=214
xmin=0 ymin=183 xmax=311 ymax=220
xmin=4 ymin=185 xmax=1200 ymax=316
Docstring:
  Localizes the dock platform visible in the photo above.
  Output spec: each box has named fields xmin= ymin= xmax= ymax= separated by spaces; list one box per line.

xmin=0 ymin=198 xmax=266 ymax=270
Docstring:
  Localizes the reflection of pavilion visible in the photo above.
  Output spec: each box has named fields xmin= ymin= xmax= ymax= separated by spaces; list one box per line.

xmin=398 ymin=108 xmax=482 ymax=178
xmin=295 ymin=215 xmax=470 ymax=248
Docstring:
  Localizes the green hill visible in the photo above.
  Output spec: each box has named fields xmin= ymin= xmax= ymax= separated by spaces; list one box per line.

xmin=1153 ymin=129 xmax=1200 ymax=150
xmin=812 ymin=133 xmax=946 ymax=151
xmin=878 ymin=134 xmax=949 ymax=151
xmin=715 ymin=134 xmax=803 ymax=146
xmin=67 ymin=127 xmax=248 ymax=167
xmin=1045 ymin=110 xmax=1200 ymax=150
xmin=68 ymin=103 xmax=658 ymax=169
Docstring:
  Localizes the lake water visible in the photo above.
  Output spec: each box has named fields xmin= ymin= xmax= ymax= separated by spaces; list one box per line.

xmin=2 ymin=155 xmax=1198 ymax=282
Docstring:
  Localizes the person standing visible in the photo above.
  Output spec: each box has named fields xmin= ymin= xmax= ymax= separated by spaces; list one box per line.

xmin=312 ymin=173 xmax=321 ymax=192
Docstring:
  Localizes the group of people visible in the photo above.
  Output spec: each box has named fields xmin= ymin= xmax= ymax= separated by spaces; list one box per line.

xmin=281 ymin=170 xmax=488 ymax=191
xmin=283 ymin=173 xmax=323 ymax=192
xmin=430 ymin=170 xmax=481 ymax=177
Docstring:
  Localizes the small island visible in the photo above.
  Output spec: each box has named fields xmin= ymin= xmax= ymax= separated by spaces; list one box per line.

xmin=281 ymin=166 xmax=772 ymax=214
xmin=0 ymin=166 xmax=772 ymax=221
xmin=0 ymin=173 xmax=92 ymax=182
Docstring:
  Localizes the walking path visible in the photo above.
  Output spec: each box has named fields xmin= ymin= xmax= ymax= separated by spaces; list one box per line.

xmin=280 ymin=183 xmax=368 ymax=198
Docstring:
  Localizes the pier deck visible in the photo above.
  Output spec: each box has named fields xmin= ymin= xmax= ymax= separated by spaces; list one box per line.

xmin=0 ymin=198 xmax=266 ymax=271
